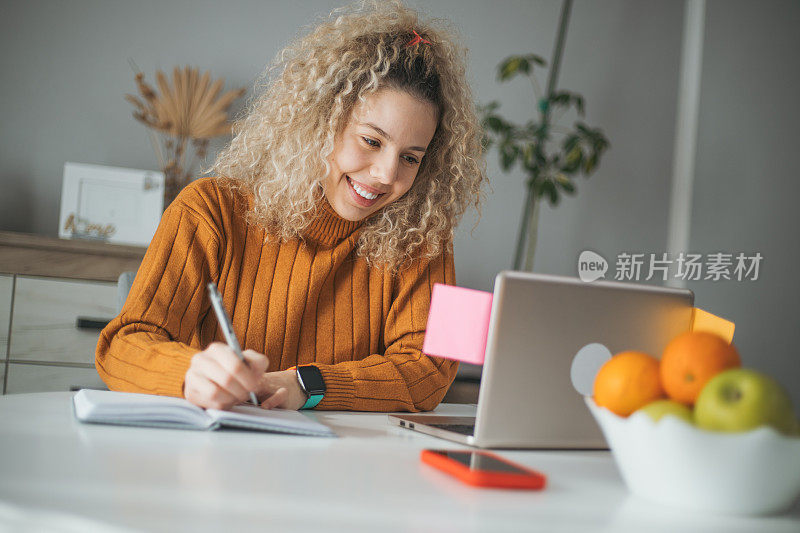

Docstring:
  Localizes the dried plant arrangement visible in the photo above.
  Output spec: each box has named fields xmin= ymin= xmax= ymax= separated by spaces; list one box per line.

xmin=125 ymin=63 xmax=246 ymax=207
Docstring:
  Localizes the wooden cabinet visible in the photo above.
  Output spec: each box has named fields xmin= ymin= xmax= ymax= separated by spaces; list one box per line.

xmin=0 ymin=275 xmax=11 ymax=388
xmin=10 ymin=277 xmax=117 ymax=364
xmin=3 ymin=276 xmax=119 ymax=393
xmin=0 ymin=231 xmax=145 ymax=394
xmin=5 ymin=363 xmax=107 ymax=394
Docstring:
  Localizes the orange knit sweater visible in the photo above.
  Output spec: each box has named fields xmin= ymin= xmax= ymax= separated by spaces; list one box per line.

xmin=95 ymin=177 xmax=458 ymax=411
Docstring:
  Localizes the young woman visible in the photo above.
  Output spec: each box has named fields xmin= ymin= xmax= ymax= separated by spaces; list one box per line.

xmin=96 ymin=0 xmax=485 ymax=412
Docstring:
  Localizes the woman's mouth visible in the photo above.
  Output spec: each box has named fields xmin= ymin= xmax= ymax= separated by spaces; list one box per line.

xmin=346 ymin=176 xmax=383 ymax=207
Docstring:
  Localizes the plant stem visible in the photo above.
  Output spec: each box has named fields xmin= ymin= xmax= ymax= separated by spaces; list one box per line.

xmin=545 ymin=0 xmax=573 ymax=110
xmin=177 ymin=136 xmax=189 ymax=182
xmin=514 ymin=0 xmax=572 ymax=272
xmin=184 ymin=150 xmax=197 ymax=184
xmin=530 ymin=74 xmax=543 ymax=104
xmin=146 ymin=129 xmax=164 ymax=170
xmin=513 ymin=185 xmax=533 ymax=270
xmin=523 ymin=195 xmax=541 ymax=271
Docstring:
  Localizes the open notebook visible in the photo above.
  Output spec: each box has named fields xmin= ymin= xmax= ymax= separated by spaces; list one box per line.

xmin=73 ymin=389 xmax=336 ymax=437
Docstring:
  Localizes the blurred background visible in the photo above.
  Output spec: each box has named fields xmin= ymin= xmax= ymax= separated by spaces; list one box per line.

xmin=1 ymin=0 xmax=798 ymax=406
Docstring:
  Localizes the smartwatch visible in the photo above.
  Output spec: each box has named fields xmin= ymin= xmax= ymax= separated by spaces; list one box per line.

xmin=296 ymin=365 xmax=326 ymax=409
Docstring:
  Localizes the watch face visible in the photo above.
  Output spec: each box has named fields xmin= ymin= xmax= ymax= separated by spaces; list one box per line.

xmin=297 ymin=365 xmax=326 ymax=394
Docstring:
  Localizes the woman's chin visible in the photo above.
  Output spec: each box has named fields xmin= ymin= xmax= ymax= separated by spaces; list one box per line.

xmin=328 ymin=198 xmax=371 ymax=221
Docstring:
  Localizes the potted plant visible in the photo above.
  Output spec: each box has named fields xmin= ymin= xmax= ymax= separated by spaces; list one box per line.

xmin=480 ymin=0 xmax=609 ymax=271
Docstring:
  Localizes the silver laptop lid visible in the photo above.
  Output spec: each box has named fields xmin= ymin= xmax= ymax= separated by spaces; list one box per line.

xmin=473 ymin=271 xmax=694 ymax=448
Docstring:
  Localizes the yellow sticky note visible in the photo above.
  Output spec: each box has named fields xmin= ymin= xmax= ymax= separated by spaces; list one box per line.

xmin=691 ymin=307 xmax=735 ymax=343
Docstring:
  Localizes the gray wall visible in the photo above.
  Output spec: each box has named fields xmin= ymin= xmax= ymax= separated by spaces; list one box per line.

xmin=0 ymin=0 xmax=683 ymax=275
xmin=450 ymin=0 xmax=684 ymax=291
xmin=1 ymin=1 xmax=798 ymax=405
xmin=689 ymin=0 xmax=800 ymax=407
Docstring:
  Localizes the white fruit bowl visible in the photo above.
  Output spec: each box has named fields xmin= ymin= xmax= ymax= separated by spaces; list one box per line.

xmin=585 ymin=396 xmax=800 ymax=515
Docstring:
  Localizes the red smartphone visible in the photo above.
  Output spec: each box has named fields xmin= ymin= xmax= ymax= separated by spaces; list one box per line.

xmin=421 ymin=449 xmax=547 ymax=490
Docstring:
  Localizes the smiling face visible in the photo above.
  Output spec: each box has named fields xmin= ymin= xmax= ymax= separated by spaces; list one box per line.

xmin=323 ymin=88 xmax=439 ymax=221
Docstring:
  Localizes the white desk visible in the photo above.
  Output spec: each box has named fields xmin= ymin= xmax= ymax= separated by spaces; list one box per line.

xmin=0 ymin=392 xmax=798 ymax=532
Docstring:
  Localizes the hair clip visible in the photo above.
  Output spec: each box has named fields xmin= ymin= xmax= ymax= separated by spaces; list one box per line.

xmin=405 ymin=30 xmax=431 ymax=47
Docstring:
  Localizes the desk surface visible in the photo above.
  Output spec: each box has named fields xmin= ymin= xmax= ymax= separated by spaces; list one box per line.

xmin=0 ymin=393 xmax=798 ymax=532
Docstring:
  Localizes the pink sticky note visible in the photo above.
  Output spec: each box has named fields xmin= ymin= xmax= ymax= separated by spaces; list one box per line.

xmin=423 ymin=283 xmax=493 ymax=365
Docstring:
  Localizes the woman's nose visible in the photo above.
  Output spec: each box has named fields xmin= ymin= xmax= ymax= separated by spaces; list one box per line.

xmin=370 ymin=153 xmax=399 ymax=185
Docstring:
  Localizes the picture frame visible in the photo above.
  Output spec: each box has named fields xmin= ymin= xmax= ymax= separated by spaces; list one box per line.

xmin=58 ymin=162 xmax=164 ymax=247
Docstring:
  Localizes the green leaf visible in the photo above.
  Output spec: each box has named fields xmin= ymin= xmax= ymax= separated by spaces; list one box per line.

xmin=522 ymin=144 xmax=535 ymax=167
xmin=498 ymin=56 xmax=527 ymax=81
xmin=522 ymin=120 xmax=540 ymax=138
xmin=562 ymin=134 xmax=579 ymax=152
xmin=525 ymin=54 xmax=547 ymax=67
xmin=500 ymin=141 xmax=519 ymax=170
xmin=533 ymin=123 xmax=549 ymax=139
xmin=539 ymin=143 xmax=549 ymax=159
xmin=523 ymin=146 xmax=546 ymax=173
xmin=583 ymin=152 xmax=598 ymax=174
xmin=594 ymin=135 xmax=610 ymax=152
xmin=535 ymin=145 xmax=548 ymax=166
xmin=542 ymin=180 xmax=559 ymax=206
xmin=565 ymin=145 xmax=582 ymax=166
xmin=556 ymin=173 xmax=576 ymax=194
xmin=531 ymin=178 xmax=544 ymax=198
xmin=562 ymin=155 xmax=581 ymax=173
xmin=498 ymin=54 xmax=547 ymax=82
xmin=526 ymin=167 xmax=541 ymax=186
xmin=484 ymin=116 xmax=504 ymax=132
xmin=548 ymin=91 xmax=585 ymax=117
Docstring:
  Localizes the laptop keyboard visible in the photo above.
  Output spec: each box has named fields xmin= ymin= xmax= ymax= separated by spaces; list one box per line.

xmin=427 ymin=423 xmax=475 ymax=436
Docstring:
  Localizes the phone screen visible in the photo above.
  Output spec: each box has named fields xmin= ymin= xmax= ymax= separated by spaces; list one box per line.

xmin=428 ymin=450 xmax=529 ymax=474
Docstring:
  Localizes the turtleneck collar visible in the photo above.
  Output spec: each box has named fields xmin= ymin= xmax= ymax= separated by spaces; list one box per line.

xmin=303 ymin=195 xmax=364 ymax=246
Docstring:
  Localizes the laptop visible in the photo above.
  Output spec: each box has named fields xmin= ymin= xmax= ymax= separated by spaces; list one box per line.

xmin=389 ymin=271 xmax=694 ymax=449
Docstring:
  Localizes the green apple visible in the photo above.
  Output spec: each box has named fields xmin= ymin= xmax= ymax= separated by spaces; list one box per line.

xmin=694 ymin=368 xmax=797 ymax=435
xmin=638 ymin=399 xmax=693 ymax=424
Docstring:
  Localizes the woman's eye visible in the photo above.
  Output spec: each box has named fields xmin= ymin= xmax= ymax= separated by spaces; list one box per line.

xmin=361 ymin=136 xmax=419 ymax=165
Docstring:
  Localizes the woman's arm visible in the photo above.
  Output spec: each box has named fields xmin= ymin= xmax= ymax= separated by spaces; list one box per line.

xmin=311 ymin=249 xmax=459 ymax=412
xmin=95 ymin=185 xmax=224 ymax=397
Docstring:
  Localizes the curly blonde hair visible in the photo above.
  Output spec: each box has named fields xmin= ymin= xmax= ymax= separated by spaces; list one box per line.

xmin=211 ymin=0 xmax=486 ymax=271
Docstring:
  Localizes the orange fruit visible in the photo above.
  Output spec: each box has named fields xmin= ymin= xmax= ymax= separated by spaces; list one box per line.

xmin=660 ymin=331 xmax=740 ymax=406
xmin=593 ymin=351 xmax=665 ymax=417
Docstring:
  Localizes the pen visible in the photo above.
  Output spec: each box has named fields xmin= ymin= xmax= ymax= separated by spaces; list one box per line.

xmin=207 ymin=282 xmax=260 ymax=407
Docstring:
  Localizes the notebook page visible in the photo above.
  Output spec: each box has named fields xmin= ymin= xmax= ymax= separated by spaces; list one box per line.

xmin=73 ymin=389 xmax=212 ymax=429
xmin=206 ymin=405 xmax=336 ymax=437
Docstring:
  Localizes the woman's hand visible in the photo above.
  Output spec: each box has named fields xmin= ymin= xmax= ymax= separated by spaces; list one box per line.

xmin=256 ymin=370 xmax=308 ymax=411
xmin=183 ymin=342 xmax=268 ymax=410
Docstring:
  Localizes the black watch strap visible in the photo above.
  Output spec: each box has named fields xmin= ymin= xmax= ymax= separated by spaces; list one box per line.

xmin=296 ymin=365 xmax=325 ymax=409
